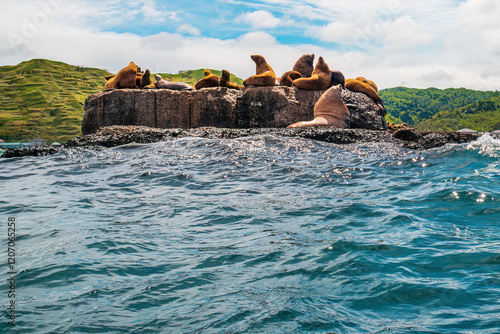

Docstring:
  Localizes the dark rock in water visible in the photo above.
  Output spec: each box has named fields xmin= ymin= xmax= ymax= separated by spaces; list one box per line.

xmin=1 ymin=146 xmax=60 ymax=158
xmin=1 ymin=126 xmax=480 ymax=159
xmin=66 ymin=125 xmax=479 ymax=151
xmin=81 ymin=86 xmax=387 ymax=134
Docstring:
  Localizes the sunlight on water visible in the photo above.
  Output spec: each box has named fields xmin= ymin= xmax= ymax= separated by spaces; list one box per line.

xmin=1 ymin=136 xmax=499 ymax=333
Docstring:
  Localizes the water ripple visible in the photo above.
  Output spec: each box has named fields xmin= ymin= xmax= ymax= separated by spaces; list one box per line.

xmin=1 ymin=135 xmax=499 ymax=333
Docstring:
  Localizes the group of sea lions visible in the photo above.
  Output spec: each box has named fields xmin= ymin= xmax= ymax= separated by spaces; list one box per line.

xmin=103 ymin=55 xmax=384 ymax=129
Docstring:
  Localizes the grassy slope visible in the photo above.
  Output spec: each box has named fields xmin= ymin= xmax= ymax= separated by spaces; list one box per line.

xmin=157 ymin=68 xmax=244 ymax=87
xmin=0 ymin=59 xmax=111 ymax=142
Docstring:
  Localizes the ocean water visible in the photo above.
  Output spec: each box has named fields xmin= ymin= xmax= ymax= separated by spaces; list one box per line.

xmin=1 ymin=134 xmax=499 ymax=333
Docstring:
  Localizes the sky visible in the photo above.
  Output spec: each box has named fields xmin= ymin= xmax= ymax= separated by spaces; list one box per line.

xmin=1 ymin=0 xmax=500 ymax=90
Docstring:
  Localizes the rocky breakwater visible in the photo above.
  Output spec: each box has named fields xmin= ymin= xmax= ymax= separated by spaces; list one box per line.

xmin=81 ymin=86 xmax=387 ymax=134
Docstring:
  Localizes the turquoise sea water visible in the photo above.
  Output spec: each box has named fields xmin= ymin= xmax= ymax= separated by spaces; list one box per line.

xmin=1 ymin=134 xmax=499 ymax=333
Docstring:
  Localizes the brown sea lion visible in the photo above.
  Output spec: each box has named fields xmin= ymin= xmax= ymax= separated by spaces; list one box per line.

xmin=292 ymin=56 xmax=332 ymax=90
xmin=345 ymin=78 xmax=382 ymax=103
xmin=154 ymin=74 xmax=193 ymax=90
xmin=287 ymin=85 xmax=349 ymax=128
xmin=219 ymin=69 xmax=243 ymax=90
xmin=292 ymin=54 xmax=315 ymax=77
xmin=243 ymin=55 xmax=276 ymax=87
xmin=355 ymin=77 xmax=378 ymax=91
xmin=279 ymin=54 xmax=315 ymax=87
xmin=195 ymin=69 xmax=220 ymax=90
xmin=331 ymin=70 xmax=345 ymax=88
xmin=104 ymin=61 xmax=138 ymax=89
xmin=279 ymin=71 xmax=302 ymax=87
xmin=140 ymin=69 xmax=155 ymax=89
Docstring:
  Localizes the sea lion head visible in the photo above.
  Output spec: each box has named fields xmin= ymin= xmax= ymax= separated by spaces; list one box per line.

xmin=300 ymin=54 xmax=314 ymax=67
xmin=251 ymin=55 xmax=265 ymax=64
xmin=316 ymin=57 xmax=329 ymax=72
xmin=204 ymin=68 xmax=212 ymax=76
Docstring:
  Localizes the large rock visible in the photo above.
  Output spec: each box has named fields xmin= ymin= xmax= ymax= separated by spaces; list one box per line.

xmin=81 ymin=86 xmax=387 ymax=135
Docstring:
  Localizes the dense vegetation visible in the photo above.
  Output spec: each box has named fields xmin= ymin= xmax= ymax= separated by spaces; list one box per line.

xmin=1 ymin=59 xmax=498 ymax=143
xmin=379 ymin=87 xmax=500 ymax=130
xmin=416 ymin=95 xmax=500 ymax=131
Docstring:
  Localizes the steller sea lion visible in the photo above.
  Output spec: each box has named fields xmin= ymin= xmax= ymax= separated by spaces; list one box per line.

xmin=155 ymin=74 xmax=193 ymax=90
xmin=195 ymin=69 xmax=220 ymax=90
xmin=279 ymin=54 xmax=315 ymax=87
xmin=219 ymin=69 xmax=243 ymax=90
xmin=345 ymin=78 xmax=382 ymax=103
xmin=243 ymin=55 xmax=276 ymax=87
xmin=292 ymin=56 xmax=332 ymax=90
xmin=331 ymin=70 xmax=345 ymax=88
xmin=355 ymin=77 xmax=378 ymax=92
xmin=140 ymin=69 xmax=155 ymax=89
xmin=287 ymin=85 xmax=349 ymax=128
xmin=104 ymin=61 xmax=138 ymax=90
xmin=279 ymin=71 xmax=302 ymax=87
xmin=292 ymin=54 xmax=315 ymax=77
xmin=345 ymin=77 xmax=385 ymax=112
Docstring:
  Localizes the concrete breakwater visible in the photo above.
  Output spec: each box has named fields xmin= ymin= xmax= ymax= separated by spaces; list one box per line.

xmin=81 ymin=86 xmax=387 ymax=135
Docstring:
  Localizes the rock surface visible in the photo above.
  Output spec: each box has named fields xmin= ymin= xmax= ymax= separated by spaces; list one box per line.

xmin=67 ymin=126 xmax=479 ymax=150
xmin=1 ymin=126 xmax=480 ymax=158
xmin=81 ymin=86 xmax=387 ymax=134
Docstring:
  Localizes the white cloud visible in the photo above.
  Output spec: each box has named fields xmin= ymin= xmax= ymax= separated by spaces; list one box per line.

xmin=235 ymin=10 xmax=281 ymax=29
xmin=456 ymin=0 xmax=500 ymax=30
xmin=381 ymin=16 xmax=434 ymax=50
xmin=176 ymin=24 xmax=201 ymax=36
xmin=1 ymin=0 xmax=500 ymax=90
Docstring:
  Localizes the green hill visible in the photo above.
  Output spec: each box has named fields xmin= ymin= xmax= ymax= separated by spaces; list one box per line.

xmin=379 ymin=87 xmax=500 ymax=127
xmin=0 ymin=59 xmax=111 ymax=143
xmin=0 ymin=60 xmax=244 ymax=142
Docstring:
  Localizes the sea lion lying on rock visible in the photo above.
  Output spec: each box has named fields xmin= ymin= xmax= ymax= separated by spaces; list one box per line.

xmin=195 ymin=69 xmax=220 ymax=90
xmin=104 ymin=61 xmax=139 ymax=90
xmin=243 ymin=55 xmax=276 ymax=87
xmin=279 ymin=71 xmax=302 ymax=87
xmin=292 ymin=56 xmax=332 ymax=90
xmin=345 ymin=77 xmax=384 ymax=110
xmin=154 ymin=74 xmax=193 ymax=90
xmin=287 ymin=85 xmax=350 ymax=128
xmin=356 ymin=77 xmax=378 ymax=91
xmin=219 ymin=69 xmax=243 ymax=90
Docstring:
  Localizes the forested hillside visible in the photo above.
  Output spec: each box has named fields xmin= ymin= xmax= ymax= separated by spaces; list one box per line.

xmin=416 ymin=95 xmax=500 ymax=131
xmin=379 ymin=87 xmax=500 ymax=129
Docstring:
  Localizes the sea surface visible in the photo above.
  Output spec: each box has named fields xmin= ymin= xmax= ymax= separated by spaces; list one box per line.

xmin=1 ymin=134 xmax=499 ymax=333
